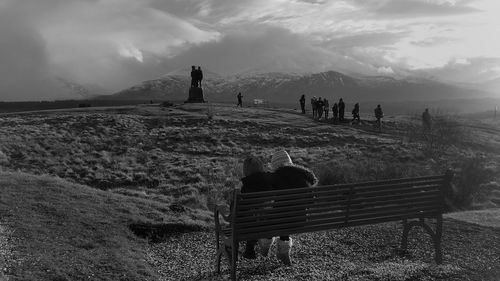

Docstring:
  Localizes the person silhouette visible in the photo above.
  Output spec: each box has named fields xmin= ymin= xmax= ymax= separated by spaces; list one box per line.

xmin=299 ymin=95 xmax=306 ymax=114
xmin=338 ymin=98 xmax=345 ymax=122
xmin=332 ymin=103 xmax=338 ymax=123
xmin=197 ymin=66 xmax=203 ymax=87
xmin=374 ymin=104 xmax=383 ymax=131
xmin=351 ymin=103 xmax=360 ymax=124
xmin=190 ymin=66 xmax=197 ymax=87
xmin=422 ymin=108 xmax=432 ymax=132
xmin=237 ymin=92 xmax=243 ymax=107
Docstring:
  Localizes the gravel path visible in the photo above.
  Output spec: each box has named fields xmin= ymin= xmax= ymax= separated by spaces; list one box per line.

xmin=148 ymin=219 xmax=500 ymax=281
xmin=445 ymin=209 xmax=500 ymax=228
xmin=0 ymin=221 xmax=15 ymax=280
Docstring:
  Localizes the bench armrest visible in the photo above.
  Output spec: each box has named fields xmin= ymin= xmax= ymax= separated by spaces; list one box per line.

xmin=214 ymin=204 xmax=230 ymax=230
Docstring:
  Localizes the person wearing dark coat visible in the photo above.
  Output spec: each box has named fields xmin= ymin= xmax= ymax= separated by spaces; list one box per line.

xmin=311 ymin=97 xmax=317 ymax=119
xmin=268 ymin=150 xmax=318 ymax=265
xmin=422 ymin=108 xmax=432 ymax=132
xmin=332 ymin=103 xmax=339 ymax=123
xmin=299 ymin=95 xmax=306 ymax=114
xmin=323 ymin=99 xmax=329 ymax=120
xmin=239 ymin=157 xmax=274 ymax=259
xmin=237 ymin=92 xmax=243 ymax=107
xmin=374 ymin=104 xmax=383 ymax=131
xmin=317 ymin=97 xmax=324 ymax=119
xmin=351 ymin=102 xmax=360 ymax=124
xmin=338 ymin=98 xmax=345 ymax=121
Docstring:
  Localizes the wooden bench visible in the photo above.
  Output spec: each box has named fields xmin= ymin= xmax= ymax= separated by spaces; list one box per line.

xmin=214 ymin=172 xmax=453 ymax=281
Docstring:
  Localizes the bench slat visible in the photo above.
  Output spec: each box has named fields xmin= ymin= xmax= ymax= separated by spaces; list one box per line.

xmin=237 ymin=205 xmax=440 ymax=235
xmin=236 ymin=190 xmax=441 ymax=218
xmin=239 ymin=179 xmax=444 ymax=203
xmin=239 ymin=175 xmax=445 ymax=199
xmin=236 ymin=194 xmax=442 ymax=224
xmin=236 ymin=188 xmax=442 ymax=212
xmin=237 ymin=210 xmax=438 ymax=241
xmin=235 ymin=201 xmax=440 ymax=230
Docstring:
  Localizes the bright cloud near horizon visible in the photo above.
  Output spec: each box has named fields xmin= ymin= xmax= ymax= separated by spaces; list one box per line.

xmin=0 ymin=0 xmax=499 ymax=100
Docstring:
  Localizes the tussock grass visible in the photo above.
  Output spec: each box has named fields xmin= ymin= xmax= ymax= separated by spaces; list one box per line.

xmin=0 ymin=171 xmax=211 ymax=280
xmin=0 ymin=104 xmax=499 ymax=280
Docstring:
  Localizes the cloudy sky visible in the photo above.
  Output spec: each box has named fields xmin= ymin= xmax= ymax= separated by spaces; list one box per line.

xmin=0 ymin=0 xmax=499 ymax=100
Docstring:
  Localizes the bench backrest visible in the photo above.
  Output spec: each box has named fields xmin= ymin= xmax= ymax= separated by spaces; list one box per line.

xmin=232 ymin=174 xmax=452 ymax=241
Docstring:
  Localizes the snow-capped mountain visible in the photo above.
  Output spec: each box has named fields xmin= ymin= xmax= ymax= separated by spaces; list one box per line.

xmin=100 ymin=69 xmax=491 ymax=103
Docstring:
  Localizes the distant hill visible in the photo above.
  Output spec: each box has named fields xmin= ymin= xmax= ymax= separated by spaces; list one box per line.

xmin=54 ymin=77 xmax=107 ymax=100
xmin=98 ymin=69 xmax=493 ymax=105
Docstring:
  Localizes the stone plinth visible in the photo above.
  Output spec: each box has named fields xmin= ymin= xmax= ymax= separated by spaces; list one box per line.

xmin=185 ymin=87 xmax=205 ymax=103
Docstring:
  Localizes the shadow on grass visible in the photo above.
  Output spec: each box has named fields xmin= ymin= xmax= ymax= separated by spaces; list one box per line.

xmin=129 ymin=222 xmax=205 ymax=243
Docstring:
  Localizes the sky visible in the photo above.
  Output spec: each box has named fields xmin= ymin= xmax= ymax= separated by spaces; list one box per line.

xmin=0 ymin=0 xmax=499 ymax=100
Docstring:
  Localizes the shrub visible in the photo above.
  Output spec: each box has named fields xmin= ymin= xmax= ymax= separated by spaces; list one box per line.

xmin=0 ymin=149 xmax=9 ymax=165
xmin=451 ymin=156 xmax=496 ymax=210
xmin=315 ymin=159 xmax=425 ymax=186
xmin=160 ymin=101 xmax=173 ymax=107
xmin=403 ymin=113 xmax=467 ymax=156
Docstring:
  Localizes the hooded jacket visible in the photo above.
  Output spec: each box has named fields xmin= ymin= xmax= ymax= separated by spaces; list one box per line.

xmin=272 ymin=164 xmax=318 ymax=190
xmin=240 ymin=172 xmax=274 ymax=194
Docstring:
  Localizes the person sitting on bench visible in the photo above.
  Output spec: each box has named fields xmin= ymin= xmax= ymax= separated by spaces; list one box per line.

xmin=265 ymin=150 xmax=318 ymax=265
xmin=239 ymin=156 xmax=274 ymax=259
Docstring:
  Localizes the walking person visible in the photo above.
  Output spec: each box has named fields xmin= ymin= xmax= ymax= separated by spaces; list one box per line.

xmin=332 ymin=103 xmax=339 ymax=124
xmin=299 ymin=95 xmax=306 ymax=114
xmin=374 ymin=104 xmax=384 ymax=131
xmin=237 ymin=92 xmax=243 ymax=107
xmin=323 ymin=99 xmax=329 ymax=120
xmin=351 ymin=103 xmax=360 ymax=124
xmin=268 ymin=150 xmax=318 ymax=265
xmin=338 ymin=98 xmax=345 ymax=122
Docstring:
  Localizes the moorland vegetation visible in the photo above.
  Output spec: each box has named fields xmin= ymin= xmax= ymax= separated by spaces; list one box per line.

xmin=0 ymin=103 xmax=499 ymax=280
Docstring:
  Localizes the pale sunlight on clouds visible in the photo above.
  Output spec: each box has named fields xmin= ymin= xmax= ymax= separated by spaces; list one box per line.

xmin=0 ymin=0 xmax=499 ymax=100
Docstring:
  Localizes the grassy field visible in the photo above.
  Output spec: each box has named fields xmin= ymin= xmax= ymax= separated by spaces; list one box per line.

xmin=0 ymin=103 xmax=499 ymax=209
xmin=0 ymin=171 xmax=211 ymax=280
xmin=0 ymin=103 xmax=499 ymax=280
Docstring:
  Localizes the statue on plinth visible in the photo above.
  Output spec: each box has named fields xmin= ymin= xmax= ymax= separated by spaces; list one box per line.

xmin=185 ymin=65 xmax=205 ymax=103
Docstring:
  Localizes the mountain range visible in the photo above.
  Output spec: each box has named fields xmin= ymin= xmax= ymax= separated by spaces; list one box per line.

xmin=99 ymin=69 xmax=494 ymax=106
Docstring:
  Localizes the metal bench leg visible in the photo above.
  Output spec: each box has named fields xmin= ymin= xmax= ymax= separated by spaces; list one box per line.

xmin=400 ymin=217 xmax=443 ymax=264
xmin=230 ymin=240 xmax=238 ymax=281
xmin=400 ymin=219 xmax=410 ymax=252
xmin=214 ymin=248 xmax=223 ymax=274
xmin=434 ymin=215 xmax=443 ymax=264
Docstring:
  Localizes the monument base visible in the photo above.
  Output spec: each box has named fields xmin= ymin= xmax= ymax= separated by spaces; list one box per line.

xmin=185 ymin=87 xmax=206 ymax=103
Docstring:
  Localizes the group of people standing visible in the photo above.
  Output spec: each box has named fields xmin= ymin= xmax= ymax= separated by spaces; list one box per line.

xmin=300 ymin=95 xmax=386 ymax=130
xmin=304 ymin=96 xmax=376 ymax=124
xmin=308 ymin=96 xmax=347 ymax=122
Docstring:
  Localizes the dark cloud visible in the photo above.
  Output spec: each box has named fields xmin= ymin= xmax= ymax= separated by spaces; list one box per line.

xmin=0 ymin=0 xmax=217 ymax=100
xmin=0 ymin=0 xmax=497 ymax=101
xmin=0 ymin=7 xmax=61 ymax=101
xmin=161 ymin=24 xmax=379 ymax=76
